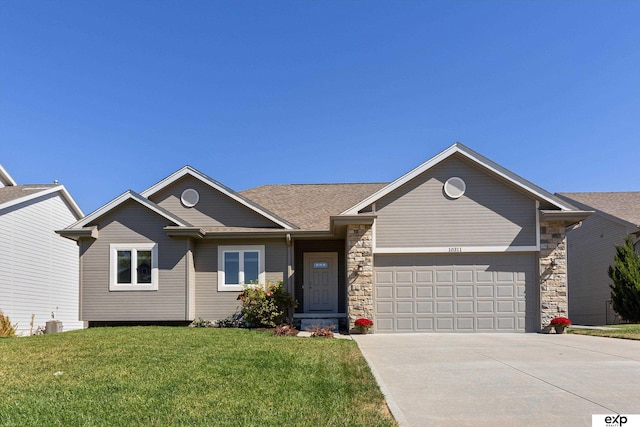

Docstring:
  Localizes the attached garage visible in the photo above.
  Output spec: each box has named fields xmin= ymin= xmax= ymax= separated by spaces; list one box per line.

xmin=374 ymin=253 xmax=537 ymax=332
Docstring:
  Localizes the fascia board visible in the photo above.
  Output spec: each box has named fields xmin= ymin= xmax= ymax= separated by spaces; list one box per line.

xmin=0 ymin=164 xmax=17 ymax=186
xmin=342 ymin=143 xmax=574 ymax=214
xmin=140 ymin=165 xmax=296 ymax=230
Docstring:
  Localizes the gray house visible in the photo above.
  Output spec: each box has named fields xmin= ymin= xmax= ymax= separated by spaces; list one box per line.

xmin=58 ymin=143 xmax=589 ymax=333
xmin=557 ymin=192 xmax=640 ymax=325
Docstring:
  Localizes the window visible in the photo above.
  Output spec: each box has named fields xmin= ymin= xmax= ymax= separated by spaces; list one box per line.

xmin=110 ymin=243 xmax=158 ymax=291
xmin=218 ymin=245 xmax=265 ymax=291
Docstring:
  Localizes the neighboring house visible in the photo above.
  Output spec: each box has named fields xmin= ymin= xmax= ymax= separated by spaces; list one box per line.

xmin=0 ymin=164 xmax=84 ymax=335
xmin=57 ymin=143 xmax=589 ymax=333
xmin=556 ymin=192 xmax=640 ymax=325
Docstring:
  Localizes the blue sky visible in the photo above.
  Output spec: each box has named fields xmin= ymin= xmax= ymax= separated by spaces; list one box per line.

xmin=1 ymin=1 xmax=639 ymax=214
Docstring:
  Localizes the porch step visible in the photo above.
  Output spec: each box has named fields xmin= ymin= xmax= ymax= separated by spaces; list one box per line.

xmin=300 ymin=318 xmax=339 ymax=332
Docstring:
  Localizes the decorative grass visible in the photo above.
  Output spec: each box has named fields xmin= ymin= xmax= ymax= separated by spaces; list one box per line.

xmin=0 ymin=327 xmax=396 ymax=426
xmin=569 ymin=324 xmax=640 ymax=340
xmin=0 ymin=311 xmax=16 ymax=337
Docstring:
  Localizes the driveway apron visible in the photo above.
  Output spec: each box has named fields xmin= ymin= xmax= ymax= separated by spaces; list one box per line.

xmin=353 ymin=333 xmax=640 ymax=427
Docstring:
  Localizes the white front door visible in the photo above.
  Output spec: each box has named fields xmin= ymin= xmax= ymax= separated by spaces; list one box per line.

xmin=304 ymin=252 xmax=338 ymax=312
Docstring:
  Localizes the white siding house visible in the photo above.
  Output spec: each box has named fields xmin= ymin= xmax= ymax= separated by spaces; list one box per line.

xmin=0 ymin=164 xmax=84 ymax=335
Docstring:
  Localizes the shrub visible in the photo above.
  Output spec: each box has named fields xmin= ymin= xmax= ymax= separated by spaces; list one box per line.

xmin=308 ymin=326 xmax=334 ymax=338
xmin=0 ymin=311 xmax=17 ymax=337
xmin=608 ymin=236 xmax=640 ymax=323
xmin=237 ymin=281 xmax=296 ymax=328
xmin=216 ymin=312 xmax=246 ymax=328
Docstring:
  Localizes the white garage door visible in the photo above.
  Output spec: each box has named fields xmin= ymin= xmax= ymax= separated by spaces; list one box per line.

xmin=374 ymin=253 xmax=537 ymax=332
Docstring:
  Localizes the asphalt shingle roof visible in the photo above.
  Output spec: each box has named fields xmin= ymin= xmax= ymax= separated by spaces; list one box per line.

xmin=240 ymin=183 xmax=388 ymax=230
xmin=557 ymin=192 xmax=640 ymax=227
xmin=0 ymin=185 xmax=57 ymax=206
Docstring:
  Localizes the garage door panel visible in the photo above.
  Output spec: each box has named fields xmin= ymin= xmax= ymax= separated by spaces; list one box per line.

xmin=416 ymin=286 xmax=433 ymax=298
xmin=436 ymin=301 xmax=454 ymax=313
xmin=416 ymin=301 xmax=433 ymax=313
xmin=416 ymin=318 xmax=434 ymax=331
xmin=436 ymin=317 xmax=454 ymax=331
xmin=496 ymin=300 xmax=515 ymax=313
xmin=496 ymin=285 xmax=514 ymax=298
xmin=456 ymin=285 xmax=473 ymax=298
xmin=375 ymin=271 xmax=393 ymax=284
xmin=374 ymin=253 xmax=535 ymax=333
xmin=395 ymin=271 xmax=413 ymax=284
xmin=477 ymin=317 xmax=495 ymax=330
xmin=415 ymin=271 xmax=433 ymax=283
xmin=456 ymin=301 xmax=474 ymax=314
xmin=476 ymin=300 xmax=494 ymax=313
xmin=396 ymin=286 xmax=413 ymax=298
xmin=436 ymin=285 xmax=453 ymax=298
xmin=436 ymin=270 xmax=454 ymax=283
xmin=396 ymin=301 xmax=413 ymax=314
xmin=376 ymin=301 xmax=393 ymax=314
xmin=476 ymin=285 xmax=494 ymax=297
xmin=376 ymin=286 xmax=393 ymax=299
xmin=396 ymin=318 xmax=413 ymax=331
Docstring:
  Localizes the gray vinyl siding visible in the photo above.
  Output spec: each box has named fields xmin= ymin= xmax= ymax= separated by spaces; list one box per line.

xmin=566 ymin=214 xmax=635 ymax=325
xmin=79 ymin=201 xmax=188 ymax=321
xmin=193 ymin=238 xmax=288 ymax=321
xmin=149 ymin=176 xmax=280 ymax=228
xmin=375 ymin=155 xmax=537 ymax=248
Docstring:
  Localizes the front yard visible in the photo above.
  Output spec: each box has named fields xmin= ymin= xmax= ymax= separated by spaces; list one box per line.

xmin=0 ymin=327 xmax=396 ymax=426
xmin=569 ymin=324 xmax=640 ymax=340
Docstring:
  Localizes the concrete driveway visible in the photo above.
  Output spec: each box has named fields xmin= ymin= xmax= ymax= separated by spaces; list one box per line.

xmin=353 ymin=333 xmax=640 ymax=427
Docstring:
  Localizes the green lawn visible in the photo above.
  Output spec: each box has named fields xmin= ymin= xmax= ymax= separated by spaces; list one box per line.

xmin=569 ymin=324 xmax=640 ymax=340
xmin=0 ymin=327 xmax=396 ymax=427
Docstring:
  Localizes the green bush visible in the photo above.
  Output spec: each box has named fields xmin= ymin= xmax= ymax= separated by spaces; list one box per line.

xmin=608 ymin=236 xmax=640 ymax=323
xmin=0 ymin=311 xmax=17 ymax=337
xmin=237 ymin=281 xmax=296 ymax=328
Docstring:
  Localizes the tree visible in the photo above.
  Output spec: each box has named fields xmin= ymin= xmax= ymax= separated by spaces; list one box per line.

xmin=608 ymin=236 xmax=640 ymax=323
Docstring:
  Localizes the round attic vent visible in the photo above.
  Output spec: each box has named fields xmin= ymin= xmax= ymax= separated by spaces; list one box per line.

xmin=181 ymin=188 xmax=200 ymax=207
xmin=444 ymin=177 xmax=466 ymax=199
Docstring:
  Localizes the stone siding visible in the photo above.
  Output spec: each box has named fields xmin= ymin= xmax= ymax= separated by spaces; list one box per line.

xmin=539 ymin=220 xmax=568 ymax=329
xmin=346 ymin=224 xmax=374 ymax=331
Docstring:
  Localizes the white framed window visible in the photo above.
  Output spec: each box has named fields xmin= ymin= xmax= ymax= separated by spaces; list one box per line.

xmin=110 ymin=243 xmax=158 ymax=291
xmin=218 ymin=245 xmax=265 ymax=291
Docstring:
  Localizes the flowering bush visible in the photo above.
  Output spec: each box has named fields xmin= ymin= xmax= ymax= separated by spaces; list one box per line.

xmin=354 ymin=318 xmax=374 ymax=330
xmin=237 ymin=281 xmax=296 ymax=328
xmin=550 ymin=317 xmax=572 ymax=326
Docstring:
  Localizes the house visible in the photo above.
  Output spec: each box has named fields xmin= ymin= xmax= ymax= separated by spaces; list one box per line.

xmin=57 ymin=143 xmax=590 ymax=333
xmin=556 ymin=192 xmax=640 ymax=325
xmin=0 ymin=164 xmax=84 ymax=335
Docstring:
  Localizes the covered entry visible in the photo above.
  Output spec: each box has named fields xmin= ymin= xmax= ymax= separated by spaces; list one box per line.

xmin=374 ymin=253 xmax=537 ymax=332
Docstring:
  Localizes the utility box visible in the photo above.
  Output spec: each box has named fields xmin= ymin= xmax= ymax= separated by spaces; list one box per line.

xmin=45 ymin=320 xmax=63 ymax=334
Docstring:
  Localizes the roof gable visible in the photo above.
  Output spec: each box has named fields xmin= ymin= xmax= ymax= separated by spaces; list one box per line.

xmin=66 ymin=190 xmax=189 ymax=229
xmin=0 ymin=184 xmax=83 ymax=219
xmin=342 ymin=142 xmax=575 ymax=214
xmin=140 ymin=166 xmax=295 ymax=229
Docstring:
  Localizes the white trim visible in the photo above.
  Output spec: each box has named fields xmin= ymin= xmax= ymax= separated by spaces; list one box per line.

xmin=535 ymin=200 xmax=541 ymax=251
xmin=217 ymin=245 xmax=265 ymax=291
xmin=67 ymin=191 xmax=187 ymax=229
xmin=140 ymin=166 xmax=295 ymax=230
xmin=0 ymin=185 xmax=84 ymax=219
xmin=109 ymin=243 xmax=158 ymax=291
xmin=341 ymin=143 xmax=575 ymax=215
xmin=0 ymin=164 xmax=17 ymax=186
xmin=373 ymin=245 xmax=539 ymax=254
